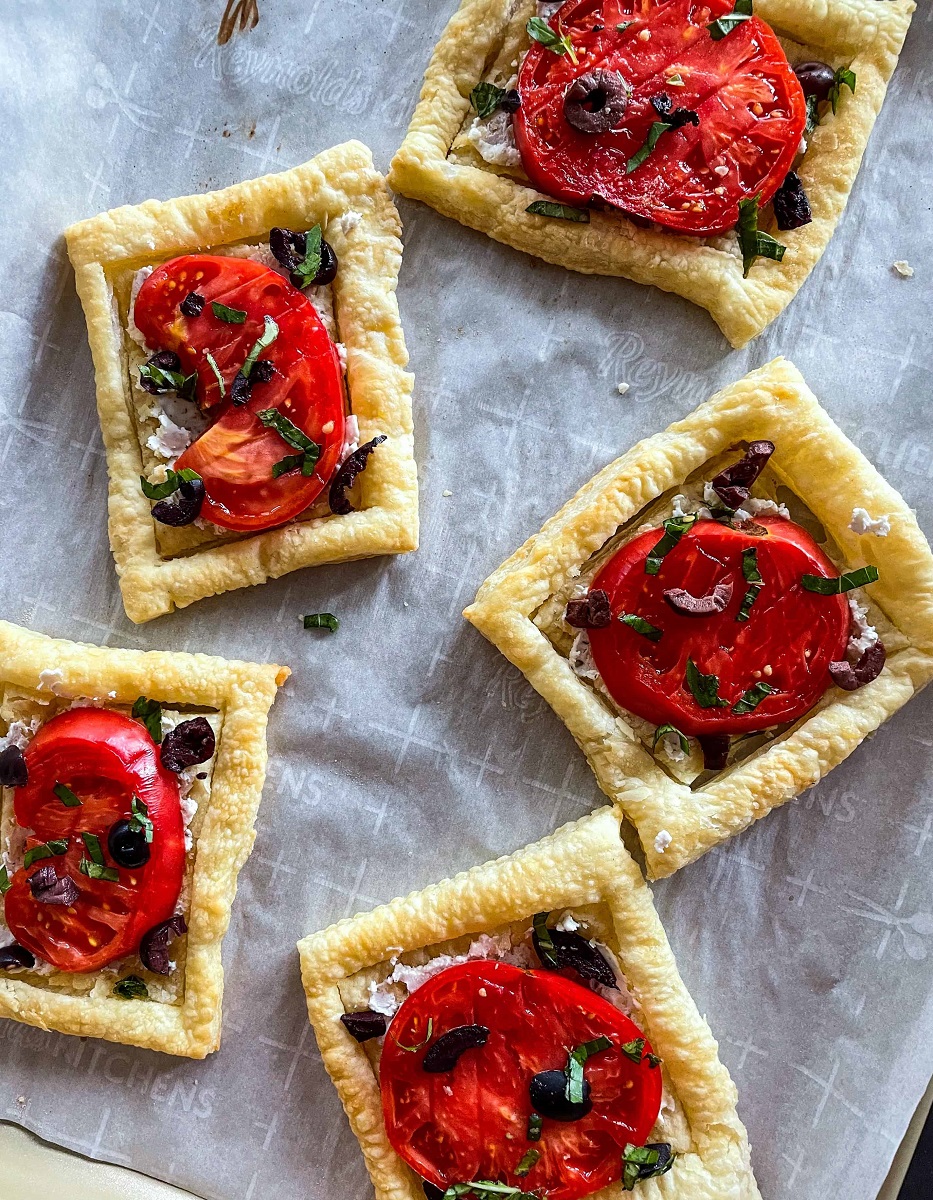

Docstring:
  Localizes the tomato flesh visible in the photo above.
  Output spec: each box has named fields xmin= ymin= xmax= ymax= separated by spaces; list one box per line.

xmin=3 ymin=708 xmax=185 ymax=973
xmin=380 ymin=960 xmax=663 ymax=1200
xmin=134 ymin=254 xmax=345 ymax=531
xmin=588 ymin=516 xmax=849 ymax=736
xmin=515 ymin=0 xmax=807 ymax=235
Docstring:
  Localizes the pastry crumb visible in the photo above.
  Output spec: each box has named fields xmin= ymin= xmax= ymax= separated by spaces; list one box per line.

xmin=616 ymin=382 xmax=630 ymax=396
xmin=892 ymin=260 xmax=914 ymax=278
xmin=442 ymin=489 xmax=453 ymax=497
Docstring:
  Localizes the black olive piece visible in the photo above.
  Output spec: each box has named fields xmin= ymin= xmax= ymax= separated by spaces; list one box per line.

xmin=139 ymin=915 xmax=187 ymax=975
xmin=793 ymin=61 xmax=836 ymax=102
xmin=139 ymin=350 xmax=183 ymax=395
xmin=290 ymin=238 xmax=338 ymax=289
xmin=108 ymin=818 xmax=151 ymax=869
xmin=180 ymin=291 xmax=205 ymax=318
xmin=423 ymin=1184 xmax=445 ymax=1200
xmin=830 ymin=639 xmax=886 ymax=691
xmin=499 ymin=88 xmax=521 ymax=114
xmin=329 ymin=435 xmax=387 ymax=516
xmin=160 ymin=716 xmax=216 ymax=773
xmin=151 ymin=476 xmax=205 ymax=527
xmin=0 ymin=744 xmax=28 ymax=788
xmin=29 ymin=865 xmax=80 ymax=906
xmin=422 ymin=1024 xmax=489 ymax=1073
xmin=531 ymin=926 xmax=618 ymax=990
xmin=664 ymin=580 xmax=733 ymax=617
xmin=0 ymin=944 xmax=35 ymax=970
xmin=564 ymin=70 xmax=629 ymax=134
xmin=565 ymin=589 xmax=611 ymax=629
xmin=340 ymin=1010 xmax=388 ymax=1042
xmin=252 ymin=358 xmax=275 ymax=383
xmin=638 ymin=1144 xmax=674 ymax=1180
xmin=230 ymin=372 xmax=252 ymax=406
xmin=773 ymin=171 xmax=813 ymax=231
xmin=698 ymin=735 xmax=730 ymax=771
xmin=529 ymin=1069 xmax=592 ymax=1121
xmin=269 ymin=226 xmax=308 ymax=272
xmin=710 ymin=441 xmax=775 ymax=510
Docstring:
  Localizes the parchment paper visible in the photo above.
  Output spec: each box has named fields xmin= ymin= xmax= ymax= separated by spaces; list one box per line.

xmin=0 ymin=3 xmax=931 ymax=1198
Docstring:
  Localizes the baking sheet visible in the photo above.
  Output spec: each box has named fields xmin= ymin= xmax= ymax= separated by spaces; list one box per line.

xmin=1 ymin=2 xmax=932 ymax=1198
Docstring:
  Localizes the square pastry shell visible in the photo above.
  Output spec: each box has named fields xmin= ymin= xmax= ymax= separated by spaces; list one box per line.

xmin=388 ymin=0 xmax=915 ymax=347
xmin=298 ymin=807 xmax=761 ymax=1200
xmin=65 ymin=141 xmax=418 ymax=623
xmin=464 ymin=358 xmax=933 ymax=880
xmin=0 ymin=619 xmax=287 ymax=1057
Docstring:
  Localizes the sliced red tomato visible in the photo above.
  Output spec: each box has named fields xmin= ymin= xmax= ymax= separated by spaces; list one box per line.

xmin=134 ymin=254 xmax=345 ymax=531
xmin=588 ymin=516 xmax=849 ymax=736
xmin=514 ymin=0 xmax=806 ymax=235
xmin=3 ymin=709 xmax=185 ymax=973
xmin=380 ymin=960 xmax=662 ymax=1200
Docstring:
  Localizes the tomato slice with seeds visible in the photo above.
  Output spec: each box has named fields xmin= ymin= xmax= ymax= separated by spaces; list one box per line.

xmin=380 ymin=960 xmax=662 ymax=1200
xmin=134 ymin=254 xmax=345 ymax=532
xmin=3 ymin=709 xmax=185 ymax=973
xmin=588 ymin=516 xmax=849 ymax=736
xmin=514 ymin=0 xmax=806 ymax=235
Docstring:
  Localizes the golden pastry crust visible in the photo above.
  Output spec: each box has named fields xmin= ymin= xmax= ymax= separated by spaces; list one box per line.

xmin=388 ymin=0 xmax=915 ymax=347
xmin=298 ymin=807 xmax=761 ymax=1200
xmin=464 ymin=359 xmax=933 ymax=879
xmin=65 ymin=141 xmax=418 ymax=623
xmin=0 ymin=619 xmax=288 ymax=1057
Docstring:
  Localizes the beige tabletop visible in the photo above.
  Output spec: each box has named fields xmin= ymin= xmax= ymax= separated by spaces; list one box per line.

xmin=3 ymin=1073 xmax=932 ymax=1200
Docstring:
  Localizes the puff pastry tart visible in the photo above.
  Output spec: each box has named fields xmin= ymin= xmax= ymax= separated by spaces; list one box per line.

xmin=299 ymin=809 xmax=761 ymax=1200
xmin=65 ymin=143 xmax=418 ymax=623
xmin=0 ymin=619 xmax=287 ymax=1057
xmin=389 ymin=0 xmax=915 ymax=346
xmin=465 ymin=359 xmax=933 ymax=879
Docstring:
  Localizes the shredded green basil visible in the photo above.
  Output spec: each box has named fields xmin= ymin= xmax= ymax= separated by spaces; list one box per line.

xmin=241 ymin=315 xmax=279 ymax=378
xmin=525 ymin=200 xmax=590 ymax=222
xmin=23 ymin=839 xmax=68 ymax=868
xmin=532 ymin=911 xmax=558 ymax=967
xmin=471 ymin=82 xmax=507 ymax=119
xmin=81 ymin=831 xmax=105 ymax=866
xmin=396 ymin=1017 xmax=433 ymax=1052
xmin=621 ymin=1037 xmax=646 ymax=1063
xmin=645 ymin=1053 xmax=662 ymax=1068
xmin=732 ymin=681 xmax=775 ymax=714
xmin=828 ymin=66 xmax=856 ymax=115
xmin=804 ymin=93 xmax=820 ymax=138
xmin=291 ymin=226 xmax=323 ymax=287
xmin=139 ymin=467 xmax=202 ymax=502
xmin=443 ymin=1184 xmax=534 ymax=1200
xmin=137 ymin=362 xmax=196 ymax=399
xmin=625 ymin=107 xmax=700 ymax=174
xmin=79 ymin=858 xmax=119 ymax=882
xmin=742 ymin=547 xmax=762 ymax=583
xmin=211 ymin=301 xmax=247 ymax=324
xmin=527 ymin=1113 xmax=543 ymax=1141
xmin=132 ymin=696 xmax=163 ymax=743
xmin=303 ymin=613 xmax=339 ymax=633
xmin=737 ymin=584 xmax=762 ymax=623
xmin=129 ymin=796 xmax=154 ymax=844
xmin=113 ymin=975 xmax=149 ymax=1000
xmin=54 ymin=782 xmax=82 ymax=808
xmin=736 ymin=194 xmax=786 ymax=278
xmin=514 ymin=1150 xmax=539 ymax=1177
xmin=0 ymin=865 xmax=10 ymax=894
xmin=565 ymin=1036 xmax=612 ymax=1104
xmin=259 ymin=408 xmax=321 ymax=479
xmin=685 ymin=659 xmax=728 ymax=709
xmin=621 ymin=1143 xmax=675 ymax=1190
xmin=619 ymin=614 xmax=663 ymax=642
xmin=616 ymin=21 xmax=632 ymax=32
xmin=653 ymin=724 xmax=689 ymax=756
xmin=802 ymin=565 xmax=879 ymax=594
xmin=645 ymin=513 xmax=698 ymax=575
xmin=707 ymin=0 xmax=752 ymax=40
xmin=526 ymin=16 xmax=577 ymax=62
xmin=204 ymin=350 xmax=226 ymax=398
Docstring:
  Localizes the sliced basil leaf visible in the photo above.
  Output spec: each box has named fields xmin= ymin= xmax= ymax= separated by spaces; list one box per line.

xmin=645 ymin=1053 xmax=662 ymax=1068
xmin=471 ymin=82 xmax=506 ymax=119
xmin=626 ymin=121 xmax=670 ymax=172
xmin=707 ymin=0 xmax=752 ymax=40
xmin=732 ymin=681 xmax=775 ymax=714
xmin=741 ymin=547 xmax=761 ymax=583
xmin=736 ymin=194 xmax=786 ymax=278
xmin=802 ymin=565 xmax=878 ymax=594
xmin=291 ymin=225 xmax=323 ymax=286
xmin=79 ymin=858 xmax=120 ymax=882
xmin=204 ymin=350 xmax=225 ymax=398
xmin=515 ymin=1149 xmax=539 ymax=1177
xmin=622 ymin=1142 xmax=675 ymax=1190
xmin=211 ymin=301 xmax=247 ymax=324
xmin=258 ymin=408 xmax=319 ymax=453
xmin=81 ymin=831 xmax=105 ymax=866
xmin=443 ymin=1184 xmax=533 ymax=1200
xmin=565 ymin=1036 xmax=612 ymax=1104
xmin=396 ymin=1016 xmax=433 ymax=1052
xmin=241 ymin=315 xmax=279 ymax=378
xmin=620 ymin=614 xmax=663 ymax=642
xmin=736 ymin=583 xmax=762 ymax=623
xmin=829 ymin=66 xmax=856 ymax=115
xmin=139 ymin=467 xmax=202 ymax=502
xmin=526 ymin=16 xmax=577 ymax=61
xmin=653 ymin=723 xmax=689 ymax=756
xmin=0 ymin=865 xmax=10 ymax=894
xmin=532 ymin=911 xmax=557 ymax=967
xmin=113 ymin=975 xmax=149 ymax=1000
xmin=23 ymin=839 xmax=68 ymax=868
xmin=129 ymin=796 xmax=154 ymax=844
xmin=621 ymin=1036 xmax=646 ymax=1063
xmin=272 ymin=453 xmax=307 ymax=479
xmin=526 ymin=200 xmax=590 ymax=222
xmin=303 ymin=613 xmax=339 ymax=633
xmin=137 ymin=363 xmax=196 ymax=398
xmin=804 ymin=93 xmax=820 ymax=138
xmin=527 ymin=1112 xmax=543 ymax=1141
xmin=132 ymin=696 xmax=163 ymax=743
xmin=685 ymin=659 xmax=728 ymax=709
xmin=54 ymin=782 xmax=82 ymax=808
xmin=645 ymin=513 xmax=697 ymax=575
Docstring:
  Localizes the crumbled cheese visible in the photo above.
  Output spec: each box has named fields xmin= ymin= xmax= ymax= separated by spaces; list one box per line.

xmin=616 ymin=382 xmax=630 ymax=396
xmin=741 ymin=497 xmax=790 ymax=519
xmin=713 ymin=164 xmax=730 ymax=176
xmin=127 ymin=266 xmax=154 ymax=350
xmin=36 ymin=668 xmax=65 ymax=695
xmin=536 ymin=0 xmax=562 ymax=16
xmin=849 ymin=507 xmax=891 ymax=537
xmin=465 ymin=109 xmax=522 ymax=169
xmin=0 ymin=717 xmax=40 ymax=752
xmin=555 ymin=912 xmax=580 ymax=932
xmin=332 ymin=210 xmax=364 ymax=236
xmin=146 ymin=410 xmax=193 ymax=462
xmin=335 ymin=341 xmax=348 ymax=372
xmin=893 ymin=260 xmax=914 ymax=278
xmin=569 ymin=631 xmax=600 ymax=682
xmin=847 ymin=593 xmax=880 ymax=661
xmin=654 ymin=830 xmax=673 ymax=854
xmin=657 ymin=730 xmax=687 ymax=764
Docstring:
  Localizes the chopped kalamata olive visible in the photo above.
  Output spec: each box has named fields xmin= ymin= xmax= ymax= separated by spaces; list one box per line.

xmin=710 ymin=441 xmax=775 ymax=510
xmin=664 ymin=580 xmax=733 ymax=616
xmin=269 ymin=226 xmax=307 ymax=272
xmin=252 ymin=359 xmax=275 ymax=383
xmin=773 ymin=171 xmax=812 ymax=231
xmin=793 ymin=61 xmax=836 ymax=102
xmin=649 ymin=92 xmax=699 ymax=131
xmin=829 ymin=640 xmax=886 ymax=691
xmin=180 ymin=291 xmax=205 ymax=318
xmin=698 ymin=734 xmax=730 ymax=771
xmin=230 ymin=372 xmax=252 ymax=406
xmin=0 ymin=744 xmax=28 ymax=788
xmin=422 ymin=1184 xmax=445 ymax=1200
xmin=564 ymin=70 xmax=629 ymax=134
xmin=499 ymin=88 xmax=521 ymax=113
xmin=139 ymin=914 xmax=187 ymax=975
xmin=565 ymin=589 xmax=612 ymax=630
xmin=529 ymin=1068 xmax=592 ymax=1121
xmin=340 ymin=1010 xmax=388 ymax=1042
xmin=151 ymin=476 xmax=205 ymax=527
xmin=638 ymin=1143 xmax=674 ymax=1180
xmin=138 ymin=350 xmax=183 ymax=395
xmin=422 ymin=1024 xmax=489 ymax=1073
xmin=160 ymin=716 xmax=216 ymax=773
xmin=532 ymin=926 xmax=618 ymax=990
xmin=29 ymin=864 xmax=80 ymax=906
xmin=108 ymin=819 xmax=151 ymax=869
xmin=0 ymin=943 xmax=35 ymax=970
xmin=294 ymin=238 xmax=338 ymax=289
xmin=329 ymin=435 xmax=387 ymax=516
